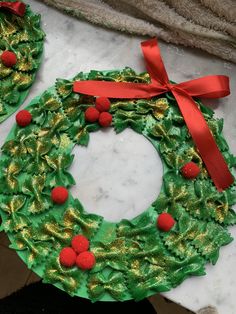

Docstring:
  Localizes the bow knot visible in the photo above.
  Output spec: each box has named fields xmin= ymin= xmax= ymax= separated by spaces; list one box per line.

xmin=87 ymin=272 xmax=126 ymax=301
xmin=162 ymin=82 xmax=173 ymax=92
xmin=73 ymin=38 xmax=234 ymax=191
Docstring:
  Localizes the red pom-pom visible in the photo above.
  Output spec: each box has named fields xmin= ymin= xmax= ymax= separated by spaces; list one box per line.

xmin=98 ymin=112 xmax=112 ymax=127
xmin=71 ymin=235 xmax=89 ymax=254
xmin=95 ymin=97 xmax=111 ymax=112
xmin=51 ymin=186 xmax=69 ymax=204
xmin=181 ymin=162 xmax=200 ymax=179
xmin=1 ymin=50 xmax=17 ymax=67
xmin=59 ymin=247 xmax=77 ymax=267
xmin=157 ymin=213 xmax=175 ymax=232
xmin=16 ymin=110 xmax=32 ymax=127
xmin=76 ymin=251 xmax=95 ymax=270
xmin=85 ymin=107 xmax=100 ymax=123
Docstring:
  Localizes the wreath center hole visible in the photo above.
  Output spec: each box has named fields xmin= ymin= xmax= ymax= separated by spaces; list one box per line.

xmin=70 ymin=128 xmax=163 ymax=222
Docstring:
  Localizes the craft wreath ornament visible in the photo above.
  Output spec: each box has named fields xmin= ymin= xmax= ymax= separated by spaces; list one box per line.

xmin=0 ymin=38 xmax=236 ymax=302
xmin=0 ymin=0 xmax=45 ymax=123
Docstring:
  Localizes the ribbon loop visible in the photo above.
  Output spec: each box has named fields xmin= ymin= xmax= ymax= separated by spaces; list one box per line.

xmin=141 ymin=38 xmax=169 ymax=85
xmin=0 ymin=1 xmax=26 ymax=17
xmin=73 ymin=38 xmax=234 ymax=191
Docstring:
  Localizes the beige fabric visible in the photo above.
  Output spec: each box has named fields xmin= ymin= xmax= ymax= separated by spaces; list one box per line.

xmin=39 ymin=0 xmax=236 ymax=63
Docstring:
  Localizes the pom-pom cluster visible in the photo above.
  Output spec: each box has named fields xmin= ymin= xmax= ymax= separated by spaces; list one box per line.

xmin=59 ymin=234 xmax=95 ymax=270
xmin=85 ymin=97 xmax=112 ymax=127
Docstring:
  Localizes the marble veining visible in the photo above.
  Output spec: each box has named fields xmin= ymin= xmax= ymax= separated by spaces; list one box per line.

xmin=0 ymin=1 xmax=235 ymax=313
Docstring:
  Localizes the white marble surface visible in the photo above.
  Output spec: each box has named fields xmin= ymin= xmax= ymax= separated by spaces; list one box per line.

xmin=0 ymin=1 xmax=236 ymax=313
xmin=70 ymin=129 xmax=163 ymax=222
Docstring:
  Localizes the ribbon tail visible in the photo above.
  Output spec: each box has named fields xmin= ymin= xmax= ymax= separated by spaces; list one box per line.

xmin=73 ymin=81 xmax=167 ymax=99
xmin=172 ymin=89 xmax=234 ymax=191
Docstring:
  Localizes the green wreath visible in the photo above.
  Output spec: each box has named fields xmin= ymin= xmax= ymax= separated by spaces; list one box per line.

xmin=0 ymin=0 xmax=45 ymax=123
xmin=0 ymin=68 xmax=236 ymax=302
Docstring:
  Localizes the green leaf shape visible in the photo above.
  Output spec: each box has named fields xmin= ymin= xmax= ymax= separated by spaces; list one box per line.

xmin=15 ymin=42 xmax=43 ymax=72
xmin=2 ymin=138 xmax=28 ymax=158
xmin=35 ymin=215 xmax=75 ymax=249
xmin=0 ymin=71 xmax=33 ymax=102
xmin=0 ymin=195 xmax=28 ymax=232
xmin=87 ymin=272 xmax=127 ymax=302
xmin=45 ymin=152 xmax=76 ymax=187
xmin=162 ymin=206 xmax=233 ymax=264
xmin=38 ymin=112 xmax=70 ymax=143
xmin=43 ymin=253 xmax=83 ymax=296
xmin=90 ymin=238 xmax=127 ymax=272
xmin=9 ymin=227 xmax=51 ymax=268
xmin=113 ymin=110 xmax=145 ymax=134
xmin=22 ymin=174 xmax=51 ymax=214
xmin=67 ymin=118 xmax=100 ymax=146
xmin=149 ymin=119 xmax=172 ymax=139
xmin=29 ymin=91 xmax=62 ymax=126
xmin=153 ymin=172 xmax=191 ymax=212
xmin=117 ymin=212 xmax=155 ymax=240
xmin=142 ymin=236 xmax=205 ymax=281
xmin=40 ymin=91 xmax=62 ymax=111
xmin=2 ymin=126 xmax=38 ymax=158
xmin=25 ymin=137 xmax=52 ymax=174
xmin=29 ymin=105 xmax=45 ymax=126
xmin=149 ymin=118 xmax=187 ymax=147
xmin=15 ymin=41 xmax=43 ymax=72
xmin=136 ymin=98 xmax=169 ymax=120
xmin=185 ymin=180 xmax=236 ymax=224
xmin=127 ymin=261 xmax=171 ymax=301
xmin=55 ymin=78 xmax=73 ymax=99
xmin=127 ymin=237 xmax=205 ymax=300
xmin=63 ymin=199 xmax=103 ymax=238
xmin=0 ymin=158 xmax=22 ymax=193
xmin=208 ymin=118 xmax=224 ymax=136
xmin=0 ymin=59 xmax=13 ymax=79
xmin=0 ymin=75 xmax=20 ymax=105
xmin=7 ymin=11 xmax=45 ymax=45
xmin=110 ymin=100 xmax=136 ymax=113
xmin=87 ymin=67 xmax=150 ymax=84
xmin=62 ymin=93 xmax=83 ymax=121
xmin=0 ymin=13 xmax=18 ymax=38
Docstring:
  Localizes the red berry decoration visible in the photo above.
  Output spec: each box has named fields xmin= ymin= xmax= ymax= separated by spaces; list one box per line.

xmin=85 ymin=107 xmax=100 ymax=123
xmin=71 ymin=235 xmax=89 ymax=254
xmin=1 ymin=50 xmax=17 ymax=67
xmin=157 ymin=213 xmax=175 ymax=232
xmin=51 ymin=186 xmax=69 ymax=204
xmin=99 ymin=112 xmax=112 ymax=127
xmin=59 ymin=247 xmax=77 ymax=267
xmin=181 ymin=162 xmax=200 ymax=179
xmin=76 ymin=251 xmax=95 ymax=270
xmin=95 ymin=97 xmax=111 ymax=112
xmin=16 ymin=110 xmax=32 ymax=127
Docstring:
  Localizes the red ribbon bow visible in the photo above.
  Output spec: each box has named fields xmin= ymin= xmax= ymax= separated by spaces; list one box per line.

xmin=73 ymin=38 xmax=234 ymax=192
xmin=0 ymin=1 xmax=26 ymax=17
